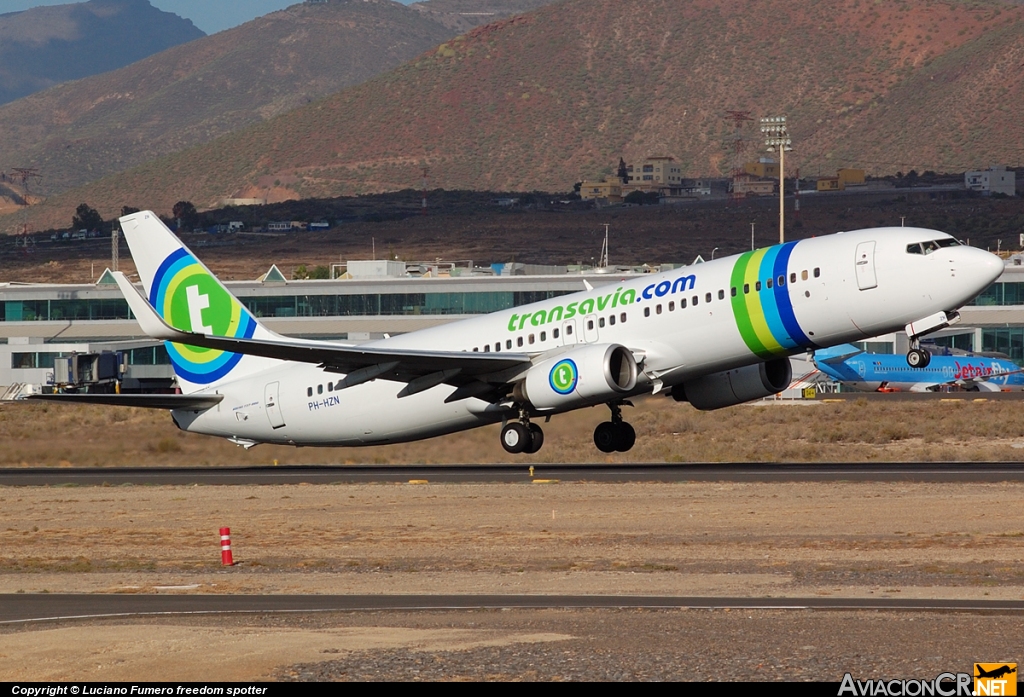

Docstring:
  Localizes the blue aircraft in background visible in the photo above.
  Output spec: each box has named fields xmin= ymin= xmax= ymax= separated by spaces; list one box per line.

xmin=811 ymin=344 xmax=1024 ymax=392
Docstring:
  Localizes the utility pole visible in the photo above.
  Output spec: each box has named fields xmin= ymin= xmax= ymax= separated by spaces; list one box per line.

xmin=760 ymin=116 xmax=792 ymax=244
xmin=111 ymin=225 xmax=119 ymax=271
xmin=421 ymin=166 xmax=429 ymax=215
xmin=599 ymin=224 xmax=610 ymax=268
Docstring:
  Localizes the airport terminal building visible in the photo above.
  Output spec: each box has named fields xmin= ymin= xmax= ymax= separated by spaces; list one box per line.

xmin=3 ymin=260 xmax=1024 ymax=391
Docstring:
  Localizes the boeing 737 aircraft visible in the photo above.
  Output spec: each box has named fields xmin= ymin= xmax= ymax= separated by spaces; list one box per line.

xmin=27 ymin=212 xmax=1003 ymax=454
xmin=813 ymin=343 xmax=1024 ymax=392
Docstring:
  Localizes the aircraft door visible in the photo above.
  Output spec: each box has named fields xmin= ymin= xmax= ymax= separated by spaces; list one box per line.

xmin=561 ymin=319 xmax=579 ymax=346
xmin=855 ymin=241 xmax=878 ymax=290
xmin=583 ymin=314 xmax=599 ymax=343
xmin=264 ymin=381 xmax=286 ymax=429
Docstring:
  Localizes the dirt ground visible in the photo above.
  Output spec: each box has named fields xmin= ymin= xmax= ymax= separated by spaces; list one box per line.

xmin=6 ymin=397 xmax=1024 ymax=467
xmin=1 ymin=478 xmax=1023 ymax=680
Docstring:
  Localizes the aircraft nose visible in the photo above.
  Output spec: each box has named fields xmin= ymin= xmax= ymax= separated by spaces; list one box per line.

xmin=956 ymin=246 xmax=1003 ymax=292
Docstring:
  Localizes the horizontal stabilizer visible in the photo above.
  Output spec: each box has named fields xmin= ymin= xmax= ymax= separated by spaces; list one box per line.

xmin=23 ymin=393 xmax=223 ymax=410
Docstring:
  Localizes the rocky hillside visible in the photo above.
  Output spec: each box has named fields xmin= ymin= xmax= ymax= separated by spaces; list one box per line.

xmin=8 ymin=0 xmax=1024 ymax=230
xmin=0 ymin=0 xmax=203 ymax=105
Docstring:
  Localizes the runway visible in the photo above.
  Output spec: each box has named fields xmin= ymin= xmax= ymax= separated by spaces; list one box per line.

xmin=2 ymin=462 xmax=1024 ymax=485
xmin=3 ymin=594 xmax=1023 ymax=624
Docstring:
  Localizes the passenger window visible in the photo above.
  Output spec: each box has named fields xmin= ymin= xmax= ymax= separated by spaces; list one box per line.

xmin=540 ymin=331 xmax=547 ymax=341
xmin=718 ymin=290 xmax=725 ymax=300
xmin=814 ymin=267 xmax=820 ymax=278
xmin=483 ymin=345 xmax=490 ymax=352
xmin=644 ymin=307 xmax=651 ymax=317
xmin=620 ymin=312 xmax=626 ymax=323
xmin=517 ymin=337 xmax=524 ymax=347
xmin=317 ymin=384 xmax=323 ymax=395
xmin=472 ymin=347 xmax=479 ymax=352
xmin=778 ymin=275 xmax=785 ymax=286
xmin=668 ymin=301 xmax=675 ymax=311
xmin=553 ymin=328 xmax=560 ymax=339
xmin=506 ymin=339 xmax=513 ymax=349
xmin=755 ymin=281 xmax=761 ymax=291
xmin=705 ymin=292 xmax=712 ymax=303
xmin=598 ymin=317 xmax=606 ymax=328
xmin=801 ymin=270 xmax=808 ymax=281
xmin=790 ymin=272 xmax=796 ymax=284
xmin=528 ymin=334 xmax=535 ymax=345
xmin=495 ymin=343 xmax=501 ymax=352
xmin=680 ymin=298 xmax=687 ymax=308
xmin=609 ymin=315 xmax=616 ymax=326
xmin=566 ymin=325 xmax=573 ymax=335
xmin=656 ymin=304 xmax=662 ymax=315
xmin=307 ymin=387 xmax=312 ymax=397
xmin=731 ymin=287 xmax=737 ymax=297
xmin=766 ymin=278 xmax=772 ymax=289
xmin=587 ymin=320 xmax=594 ymax=330
xmin=744 ymin=283 xmax=750 ymax=294
xmin=328 ymin=382 xmax=333 ymax=392
xmin=692 ymin=296 xmax=699 ymax=306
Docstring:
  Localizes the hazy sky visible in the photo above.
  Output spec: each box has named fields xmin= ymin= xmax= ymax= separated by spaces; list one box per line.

xmin=3 ymin=1 xmax=417 ymax=35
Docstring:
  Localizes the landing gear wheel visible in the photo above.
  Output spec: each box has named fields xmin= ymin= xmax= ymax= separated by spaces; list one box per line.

xmin=907 ymin=348 xmax=931 ymax=368
xmin=524 ymin=423 xmax=544 ymax=454
xmin=615 ymin=422 xmax=636 ymax=452
xmin=594 ymin=422 xmax=618 ymax=453
xmin=501 ymin=422 xmax=529 ymax=454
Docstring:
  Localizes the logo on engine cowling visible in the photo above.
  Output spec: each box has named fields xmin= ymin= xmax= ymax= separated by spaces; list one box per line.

xmin=549 ymin=359 xmax=579 ymax=395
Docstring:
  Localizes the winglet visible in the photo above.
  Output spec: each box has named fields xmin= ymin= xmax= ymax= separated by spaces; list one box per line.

xmin=113 ymin=272 xmax=188 ymax=342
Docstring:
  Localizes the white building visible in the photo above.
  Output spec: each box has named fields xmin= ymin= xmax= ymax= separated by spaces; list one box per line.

xmin=965 ymin=166 xmax=1016 ymax=196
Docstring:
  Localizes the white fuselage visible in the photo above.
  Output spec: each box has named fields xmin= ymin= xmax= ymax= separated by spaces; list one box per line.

xmin=170 ymin=228 xmax=1002 ymax=446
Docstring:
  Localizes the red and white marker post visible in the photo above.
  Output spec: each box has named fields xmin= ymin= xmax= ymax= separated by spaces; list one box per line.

xmin=220 ymin=527 xmax=235 ymax=566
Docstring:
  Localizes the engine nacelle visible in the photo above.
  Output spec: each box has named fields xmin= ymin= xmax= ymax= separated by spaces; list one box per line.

xmin=674 ymin=357 xmax=792 ymax=410
xmin=515 ymin=343 xmax=638 ymax=410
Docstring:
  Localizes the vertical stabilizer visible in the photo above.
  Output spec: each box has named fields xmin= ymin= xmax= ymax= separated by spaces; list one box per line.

xmin=119 ymin=211 xmax=279 ymax=393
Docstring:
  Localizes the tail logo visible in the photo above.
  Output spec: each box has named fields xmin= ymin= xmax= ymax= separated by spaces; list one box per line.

xmin=150 ymin=248 xmax=256 ymax=383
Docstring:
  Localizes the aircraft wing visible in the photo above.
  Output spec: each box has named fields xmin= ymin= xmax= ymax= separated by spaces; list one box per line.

xmin=114 ymin=273 xmax=532 ymax=390
xmin=22 ymin=393 xmax=224 ymax=409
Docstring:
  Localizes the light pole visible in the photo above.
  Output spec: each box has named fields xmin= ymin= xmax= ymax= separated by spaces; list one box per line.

xmin=760 ymin=116 xmax=792 ymax=244
xmin=711 ymin=247 xmax=719 ymax=260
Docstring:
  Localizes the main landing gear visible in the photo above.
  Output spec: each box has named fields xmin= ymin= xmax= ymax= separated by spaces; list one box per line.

xmin=500 ymin=407 xmax=544 ymax=454
xmin=593 ymin=401 xmax=636 ymax=453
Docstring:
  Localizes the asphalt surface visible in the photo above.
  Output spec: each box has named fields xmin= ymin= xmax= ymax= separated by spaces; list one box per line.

xmin=3 ymin=594 xmax=1023 ymax=624
xmin=2 ymin=462 xmax=1024 ymax=485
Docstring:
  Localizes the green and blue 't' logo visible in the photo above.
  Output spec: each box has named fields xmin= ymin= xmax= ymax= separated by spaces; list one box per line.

xmin=549 ymin=359 xmax=578 ymax=395
xmin=150 ymin=248 xmax=256 ymax=383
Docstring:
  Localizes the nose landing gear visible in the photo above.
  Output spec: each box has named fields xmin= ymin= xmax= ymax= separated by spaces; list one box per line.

xmin=593 ymin=401 xmax=636 ymax=453
xmin=906 ymin=347 xmax=931 ymax=368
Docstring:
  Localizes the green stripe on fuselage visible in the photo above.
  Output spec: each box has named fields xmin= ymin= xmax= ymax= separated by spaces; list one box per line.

xmin=730 ymin=252 xmax=770 ymax=358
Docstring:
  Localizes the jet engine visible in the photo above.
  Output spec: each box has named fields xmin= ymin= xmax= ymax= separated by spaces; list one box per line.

xmin=672 ymin=357 xmax=792 ymax=410
xmin=514 ymin=343 xmax=638 ymax=410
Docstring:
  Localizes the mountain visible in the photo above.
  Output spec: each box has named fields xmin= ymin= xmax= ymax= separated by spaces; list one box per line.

xmin=9 ymin=0 xmax=1024 ymax=230
xmin=0 ymin=0 xmax=204 ymax=105
xmin=410 ymin=0 xmax=554 ymax=32
xmin=0 ymin=0 xmax=556 ymax=199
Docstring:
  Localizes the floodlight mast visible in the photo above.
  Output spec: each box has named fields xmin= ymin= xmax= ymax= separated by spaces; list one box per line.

xmin=760 ymin=116 xmax=792 ymax=244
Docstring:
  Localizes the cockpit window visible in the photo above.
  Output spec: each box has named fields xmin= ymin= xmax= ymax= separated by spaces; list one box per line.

xmin=907 ymin=238 xmax=960 ymax=255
